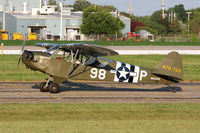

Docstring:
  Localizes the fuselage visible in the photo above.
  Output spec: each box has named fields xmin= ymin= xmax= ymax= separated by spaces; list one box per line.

xmin=22 ymin=50 xmax=173 ymax=85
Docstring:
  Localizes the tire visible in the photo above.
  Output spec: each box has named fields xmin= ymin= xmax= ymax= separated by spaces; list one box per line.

xmin=40 ymin=82 xmax=49 ymax=92
xmin=49 ymin=83 xmax=60 ymax=93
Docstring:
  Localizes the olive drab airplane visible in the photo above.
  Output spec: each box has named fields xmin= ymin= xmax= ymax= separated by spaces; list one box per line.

xmin=17 ymin=40 xmax=183 ymax=93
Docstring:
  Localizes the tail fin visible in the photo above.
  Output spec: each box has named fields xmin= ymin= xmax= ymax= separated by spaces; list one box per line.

xmin=152 ymin=52 xmax=183 ymax=82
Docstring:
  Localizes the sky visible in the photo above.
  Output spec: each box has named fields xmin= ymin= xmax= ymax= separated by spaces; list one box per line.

xmin=58 ymin=0 xmax=200 ymax=16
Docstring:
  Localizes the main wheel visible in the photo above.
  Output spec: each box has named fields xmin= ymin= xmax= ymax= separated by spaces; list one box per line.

xmin=49 ymin=83 xmax=60 ymax=93
xmin=40 ymin=82 xmax=49 ymax=92
xmin=171 ymin=88 xmax=176 ymax=93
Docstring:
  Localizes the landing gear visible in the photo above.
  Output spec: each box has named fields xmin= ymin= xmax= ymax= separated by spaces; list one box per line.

xmin=49 ymin=83 xmax=60 ymax=93
xmin=40 ymin=82 xmax=60 ymax=93
xmin=40 ymin=82 xmax=49 ymax=92
xmin=39 ymin=77 xmax=63 ymax=93
xmin=39 ymin=82 xmax=60 ymax=93
xmin=168 ymin=85 xmax=176 ymax=93
xmin=171 ymin=88 xmax=176 ymax=93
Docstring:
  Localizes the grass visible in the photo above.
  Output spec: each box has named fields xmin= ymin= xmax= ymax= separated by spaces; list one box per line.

xmin=0 ymin=55 xmax=48 ymax=81
xmin=0 ymin=55 xmax=200 ymax=81
xmin=0 ymin=103 xmax=200 ymax=133
xmin=1 ymin=40 xmax=200 ymax=46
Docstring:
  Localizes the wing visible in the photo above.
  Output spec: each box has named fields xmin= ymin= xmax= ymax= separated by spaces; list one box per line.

xmin=35 ymin=43 xmax=119 ymax=57
xmin=60 ymin=43 xmax=118 ymax=57
xmin=35 ymin=43 xmax=58 ymax=49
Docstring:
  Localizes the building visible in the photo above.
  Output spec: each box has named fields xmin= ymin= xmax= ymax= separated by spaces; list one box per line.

xmin=0 ymin=0 xmax=41 ymax=12
xmin=0 ymin=0 xmax=130 ymax=41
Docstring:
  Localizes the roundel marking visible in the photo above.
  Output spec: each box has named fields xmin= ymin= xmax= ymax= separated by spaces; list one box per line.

xmin=116 ymin=66 xmax=130 ymax=81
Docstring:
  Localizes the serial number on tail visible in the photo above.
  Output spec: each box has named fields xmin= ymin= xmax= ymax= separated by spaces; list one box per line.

xmin=162 ymin=65 xmax=181 ymax=73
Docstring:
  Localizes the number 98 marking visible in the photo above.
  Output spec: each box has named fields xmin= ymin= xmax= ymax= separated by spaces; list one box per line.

xmin=90 ymin=68 xmax=106 ymax=80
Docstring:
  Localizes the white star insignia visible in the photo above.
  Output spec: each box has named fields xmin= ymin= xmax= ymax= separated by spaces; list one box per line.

xmin=118 ymin=67 xmax=129 ymax=79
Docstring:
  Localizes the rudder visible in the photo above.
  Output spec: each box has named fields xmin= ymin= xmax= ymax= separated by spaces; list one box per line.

xmin=151 ymin=51 xmax=183 ymax=81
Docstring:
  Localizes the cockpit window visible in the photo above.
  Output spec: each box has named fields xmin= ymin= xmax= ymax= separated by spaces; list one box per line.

xmin=48 ymin=48 xmax=86 ymax=64
xmin=85 ymin=57 xmax=110 ymax=68
xmin=46 ymin=47 xmax=111 ymax=68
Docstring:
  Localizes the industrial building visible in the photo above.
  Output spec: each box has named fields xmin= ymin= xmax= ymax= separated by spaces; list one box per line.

xmin=0 ymin=0 xmax=130 ymax=41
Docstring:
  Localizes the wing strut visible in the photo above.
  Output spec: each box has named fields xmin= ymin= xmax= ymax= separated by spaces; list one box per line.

xmin=66 ymin=49 xmax=79 ymax=78
xmin=66 ymin=49 xmax=95 ymax=79
xmin=67 ymin=56 xmax=93 ymax=78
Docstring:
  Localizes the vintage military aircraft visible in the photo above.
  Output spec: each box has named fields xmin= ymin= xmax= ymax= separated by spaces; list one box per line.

xmin=17 ymin=40 xmax=183 ymax=93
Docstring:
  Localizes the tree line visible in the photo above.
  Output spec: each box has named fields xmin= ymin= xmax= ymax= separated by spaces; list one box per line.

xmin=45 ymin=0 xmax=200 ymax=39
xmin=124 ymin=4 xmax=200 ymax=38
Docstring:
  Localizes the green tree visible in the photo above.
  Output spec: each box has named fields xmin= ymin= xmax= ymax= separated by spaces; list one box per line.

xmin=80 ymin=5 xmax=125 ymax=37
xmin=168 ymin=19 xmax=182 ymax=34
xmin=151 ymin=10 xmax=162 ymax=22
xmin=188 ymin=8 xmax=200 ymax=20
xmin=41 ymin=0 xmax=44 ymax=6
xmin=191 ymin=14 xmax=200 ymax=34
xmin=157 ymin=18 xmax=171 ymax=34
xmin=73 ymin=0 xmax=91 ymax=11
xmin=174 ymin=4 xmax=187 ymax=23
xmin=143 ymin=20 xmax=166 ymax=35
xmin=48 ymin=0 xmax=57 ymax=5
xmin=47 ymin=0 xmax=58 ymax=11
xmin=151 ymin=10 xmax=168 ymax=22
xmin=100 ymin=5 xmax=116 ymax=12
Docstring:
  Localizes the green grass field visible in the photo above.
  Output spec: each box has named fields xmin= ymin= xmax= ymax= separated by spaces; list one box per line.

xmin=0 ymin=103 xmax=200 ymax=133
xmin=0 ymin=55 xmax=199 ymax=81
xmin=1 ymin=40 xmax=200 ymax=46
xmin=0 ymin=55 xmax=48 ymax=81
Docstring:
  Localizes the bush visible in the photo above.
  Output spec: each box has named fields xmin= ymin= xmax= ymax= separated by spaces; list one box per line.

xmin=190 ymin=33 xmax=199 ymax=42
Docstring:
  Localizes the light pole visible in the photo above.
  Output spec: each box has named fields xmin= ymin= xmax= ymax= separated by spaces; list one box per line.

xmin=59 ymin=1 xmax=63 ymax=40
xmin=9 ymin=0 xmax=13 ymax=14
xmin=3 ymin=11 xmax=5 ymax=30
xmin=127 ymin=8 xmax=134 ymax=17
xmin=162 ymin=0 xmax=165 ymax=19
xmin=128 ymin=0 xmax=134 ymax=17
xmin=186 ymin=12 xmax=192 ymax=32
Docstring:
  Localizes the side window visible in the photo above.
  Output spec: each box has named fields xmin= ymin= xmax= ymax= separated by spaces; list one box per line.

xmin=85 ymin=58 xmax=109 ymax=68
xmin=53 ymin=51 xmax=65 ymax=60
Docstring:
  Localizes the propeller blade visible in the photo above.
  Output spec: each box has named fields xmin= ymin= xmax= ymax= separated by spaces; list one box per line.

xmin=17 ymin=35 xmax=26 ymax=69
xmin=20 ymin=36 xmax=26 ymax=54
xmin=17 ymin=56 xmax=21 ymax=69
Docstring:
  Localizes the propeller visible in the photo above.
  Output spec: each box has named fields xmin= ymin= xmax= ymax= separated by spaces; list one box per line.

xmin=17 ymin=35 xmax=26 ymax=69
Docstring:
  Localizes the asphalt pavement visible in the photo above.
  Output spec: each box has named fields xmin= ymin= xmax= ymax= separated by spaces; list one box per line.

xmin=0 ymin=81 xmax=200 ymax=103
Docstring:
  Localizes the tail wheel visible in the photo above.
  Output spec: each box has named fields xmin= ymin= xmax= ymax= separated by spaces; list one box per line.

xmin=40 ymin=82 xmax=49 ymax=92
xmin=49 ymin=83 xmax=60 ymax=93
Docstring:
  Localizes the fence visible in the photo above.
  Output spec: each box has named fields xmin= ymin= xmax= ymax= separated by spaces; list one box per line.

xmin=155 ymin=34 xmax=200 ymax=42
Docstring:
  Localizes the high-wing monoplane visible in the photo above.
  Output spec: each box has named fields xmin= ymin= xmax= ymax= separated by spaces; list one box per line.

xmin=17 ymin=42 xmax=183 ymax=93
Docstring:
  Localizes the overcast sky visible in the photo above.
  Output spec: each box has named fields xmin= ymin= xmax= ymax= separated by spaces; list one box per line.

xmin=59 ymin=0 xmax=200 ymax=16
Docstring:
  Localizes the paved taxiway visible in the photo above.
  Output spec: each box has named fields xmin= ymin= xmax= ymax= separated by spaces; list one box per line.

xmin=0 ymin=82 xmax=200 ymax=103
